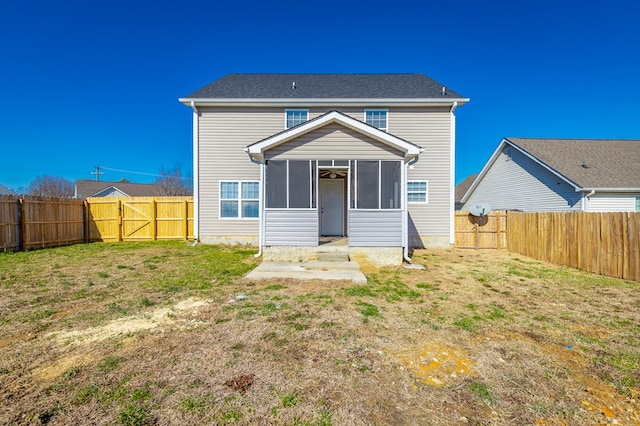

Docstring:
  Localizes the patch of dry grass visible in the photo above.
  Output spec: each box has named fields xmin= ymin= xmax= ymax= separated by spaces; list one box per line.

xmin=0 ymin=243 xmax=639 ymax=425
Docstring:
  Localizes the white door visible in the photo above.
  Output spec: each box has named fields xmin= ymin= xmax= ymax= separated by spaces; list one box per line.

xmin=320 ymin=179 xmax=344 ymax=236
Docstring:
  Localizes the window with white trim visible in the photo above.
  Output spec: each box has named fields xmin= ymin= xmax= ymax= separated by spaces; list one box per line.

xmin=407 ymin=181 xmax=428 ymax=203
xmin=636 ymin=195 xmax=640 ymax=212
xmin=220 ymin=181 xmax=259 ymax=218
xmin=365 ymin=109 xmax=388 ymax=131
xmin=285 ymin=109 xmax=308 ymax=128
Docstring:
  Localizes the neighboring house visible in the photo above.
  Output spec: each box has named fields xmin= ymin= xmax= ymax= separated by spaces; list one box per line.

xmin=0 ymin=184 xmax=15 ymax=195
xmin=455 ymin=174 xmax=478 ymax=210
xmin=75 ymin=180 xmax=166 ymax=198
xmin=460 ymin=138 xmax=640 ymax=212
xmin=179 ymin=74 xmax=468 ymax=264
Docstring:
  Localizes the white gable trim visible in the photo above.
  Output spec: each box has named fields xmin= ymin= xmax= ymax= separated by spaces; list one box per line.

xmin=460 ymin=138 xmax=581 ymax=204
xmin=244 ymin=110 xmax=423 ymax=163
xmin=91 ymin=186 xmax=130 ymax=197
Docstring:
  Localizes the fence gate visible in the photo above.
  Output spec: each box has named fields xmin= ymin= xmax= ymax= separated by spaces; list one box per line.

xmin=455 ymin=210 xmax=507 ymax=249
xmin=121 ymin=200 xmax=155 ymax=241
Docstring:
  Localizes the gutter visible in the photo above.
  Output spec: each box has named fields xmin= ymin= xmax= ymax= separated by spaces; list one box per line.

xmin=178 ymin=98 xmax=470 ymax=108
xmin=190 ymin=101 xmax=200 ymax=243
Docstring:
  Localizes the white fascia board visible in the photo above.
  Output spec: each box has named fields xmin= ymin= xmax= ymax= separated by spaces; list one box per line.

xmin=577 ymin=187 xmax=640 ymax=192
xmin=179 ymin=98 xmax=469 ymax=108
xmin=247 ymin=111 xmax=421 ymax=160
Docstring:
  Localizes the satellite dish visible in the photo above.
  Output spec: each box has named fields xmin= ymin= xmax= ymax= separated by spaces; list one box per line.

xmin=469 ymin=203 xmax=491 ymax=217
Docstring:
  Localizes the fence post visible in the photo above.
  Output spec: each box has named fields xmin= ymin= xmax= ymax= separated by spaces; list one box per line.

xmin=151 ymin=200 xmax=157 ymax=241
xmin=117 ymin=200 xmax=123 ymax=242
xmin=183 ymin=199 xmax=188 ymax=241
xmin=19 ymin=198 xmax=25 ymax=251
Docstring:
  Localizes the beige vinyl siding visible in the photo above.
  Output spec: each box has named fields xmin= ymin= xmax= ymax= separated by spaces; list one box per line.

xmin=197 ymin=106 xmax=455 ymax=246
xmin=266 ymin=124 xmax=403 ymax=160
xmin=198 ymin=107 xmax=282 ymax=238
xmin=392 ymin=107 xmax=453 ymax=246
xmin=586 ymin=193 xmax=639 ymax=212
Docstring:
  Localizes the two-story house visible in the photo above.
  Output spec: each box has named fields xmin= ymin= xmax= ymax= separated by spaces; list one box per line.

xmin=179 ymin=74 xmax=468 ymax=265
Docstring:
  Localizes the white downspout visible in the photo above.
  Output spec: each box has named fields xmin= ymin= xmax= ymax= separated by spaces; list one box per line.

xmin=190 ymin=101 xmax=200 ymax=243
xmin=582 ymin=189 xmax=596 ymax=211
xmin=403 ymin=155 xmax=420 ymax=263
xmin=254 ymin=162 xmax=264 ymax=258
xmin=449 ymin=101 xmax=458 ymax=246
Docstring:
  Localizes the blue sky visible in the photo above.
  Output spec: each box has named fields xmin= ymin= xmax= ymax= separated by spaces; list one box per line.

xmin=2 ymin=0 xmax=639 ymax=192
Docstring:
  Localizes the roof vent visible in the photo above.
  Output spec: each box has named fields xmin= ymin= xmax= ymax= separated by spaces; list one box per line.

xmin=292 ymin=81 xmax=296 ymax=90
xmin=582 ymin=160 xmax=589 ymax=168
xmin=441 ymin=86 xmax=446 ymax=96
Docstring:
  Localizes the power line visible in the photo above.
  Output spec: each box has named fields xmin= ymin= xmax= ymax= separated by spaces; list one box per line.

xmin=100 ymin=166 xmax=162 ymax=178
xmin=90 ymin=165 xmax=104 ymax=181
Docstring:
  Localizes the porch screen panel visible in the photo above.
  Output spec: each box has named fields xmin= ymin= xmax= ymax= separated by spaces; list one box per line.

xmin=266 ymin=160 xmax=287 ymax=208
xmin=289 ymin=161 xmax=311 ymax=208
xmin=381 ymin=161 xmax=401 ymax=209
xmin=357 ymin=160 xmax=379 ymax=209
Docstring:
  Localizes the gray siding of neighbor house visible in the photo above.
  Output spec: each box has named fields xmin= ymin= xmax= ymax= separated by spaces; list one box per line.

xmin=463 ymin=145 xmax=582 ymax=212
xmin=265 ymin=124 xmax=403 ymax=160
xmin=198 ymin=106 xmax=454 ymax=247
xmin=349 ymin=210 xmax=403 ymax=246
xmin=586 ymin=193 xmax=639 ymax=212
xmin=264 ymin=209 xmax=318 ymax=246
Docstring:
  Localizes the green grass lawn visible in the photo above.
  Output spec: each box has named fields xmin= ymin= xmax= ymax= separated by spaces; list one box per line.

xmin=0 ymin=242 xmax=638 ymax=425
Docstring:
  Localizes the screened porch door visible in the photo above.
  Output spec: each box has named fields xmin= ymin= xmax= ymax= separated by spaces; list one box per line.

xmin=320 ymin=179 xmax=344 ymax=236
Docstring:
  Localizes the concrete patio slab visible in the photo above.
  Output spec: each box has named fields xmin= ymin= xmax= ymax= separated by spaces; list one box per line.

xmin=245 ymin=261 xmax=367 ymax=283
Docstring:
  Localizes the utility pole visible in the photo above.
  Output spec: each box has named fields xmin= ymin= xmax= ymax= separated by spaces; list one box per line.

xmin=91 ymin=165 xmax=104 ymax=181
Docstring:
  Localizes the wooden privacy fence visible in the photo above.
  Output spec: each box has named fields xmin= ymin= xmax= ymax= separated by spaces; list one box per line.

xmin=86 ymin=197 xmax=194 ymax=242
xmin=507 ymin=211 xmax=640 ymax=282
xmin=0 ymin=196 xmax=194 ymax=251
xmin=0 ymin=195 xmax=85 ymax=251
xmin=455 ymin=210 xmax=507 ymax=249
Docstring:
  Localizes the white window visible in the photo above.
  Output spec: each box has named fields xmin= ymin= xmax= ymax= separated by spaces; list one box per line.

xmin=285 ymin=109 xmax=308 ymax=128
xmin=636 ymin=195 xmax=640 ymax=212
xmin=220 ymin=181 xmax=259 ymax=218
xmin=407 ymin=181 xmax=428 ymax=203
xmin=365 ymin=109 xmax=388 ymax=131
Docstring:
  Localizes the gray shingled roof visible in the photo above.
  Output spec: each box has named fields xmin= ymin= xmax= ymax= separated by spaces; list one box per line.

xmin=506 ymin=138 xmax=640 ymax=189
xmin=455 ymin=174 xmax=478 ymax=202
xmin=75 ymin=180 xmax=166 ymax=198
xmin=183 ymin=74 xmax=465 ymax=99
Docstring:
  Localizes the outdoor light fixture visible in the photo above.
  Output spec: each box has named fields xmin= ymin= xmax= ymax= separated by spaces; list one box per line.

xmin=329 ymin=172 xmax=337 ymax=179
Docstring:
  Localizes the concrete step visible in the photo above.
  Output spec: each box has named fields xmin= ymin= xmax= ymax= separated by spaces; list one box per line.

xmin=317 ymin=252 xmax=350 ymax=262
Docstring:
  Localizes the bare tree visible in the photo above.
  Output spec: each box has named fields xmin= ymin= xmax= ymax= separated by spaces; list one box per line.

xmin=155 ymin=165 xmax=193 ymax=196
xmin=27 ymin=175 xmax=74 ymax=197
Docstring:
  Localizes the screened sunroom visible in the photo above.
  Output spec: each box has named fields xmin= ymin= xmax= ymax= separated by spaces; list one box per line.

xmin=244 ymin=110 xmax=422 ymax=251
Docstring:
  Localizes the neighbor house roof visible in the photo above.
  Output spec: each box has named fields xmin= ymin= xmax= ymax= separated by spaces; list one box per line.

xmin=462 ymin=138 xmax=640 ymax=203
xmin=180 ymin=74 xmax=467 ymax=104
xmin=75 ymin=180 xmax=166 ymax=198
xmin=0 ymin=184 xmax=15 ymax=195
xmin=245 ymin=110 xmax=423 ymax=163
xmin=507 ymin=138 xmax=640 ymax=189
xmin=455 ymin=174 xmax=478 ymax=203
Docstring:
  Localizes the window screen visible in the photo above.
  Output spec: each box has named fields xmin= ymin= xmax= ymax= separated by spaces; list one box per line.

xmin=288 ymin=161 xmax=311 ymax=208
xmin=381 ymin=161 xmax=401 ymax=209
xmin=357 ymin=160 xmax=379 ymax=209
xmin=266 ymin=160 xmax=287 ymax=208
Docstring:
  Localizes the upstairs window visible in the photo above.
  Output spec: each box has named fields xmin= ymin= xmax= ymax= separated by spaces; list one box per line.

xmin=285 ymin=109 xmax=308 ymax=128
xmin=365 ymin=109 xmax=388 ymax=131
